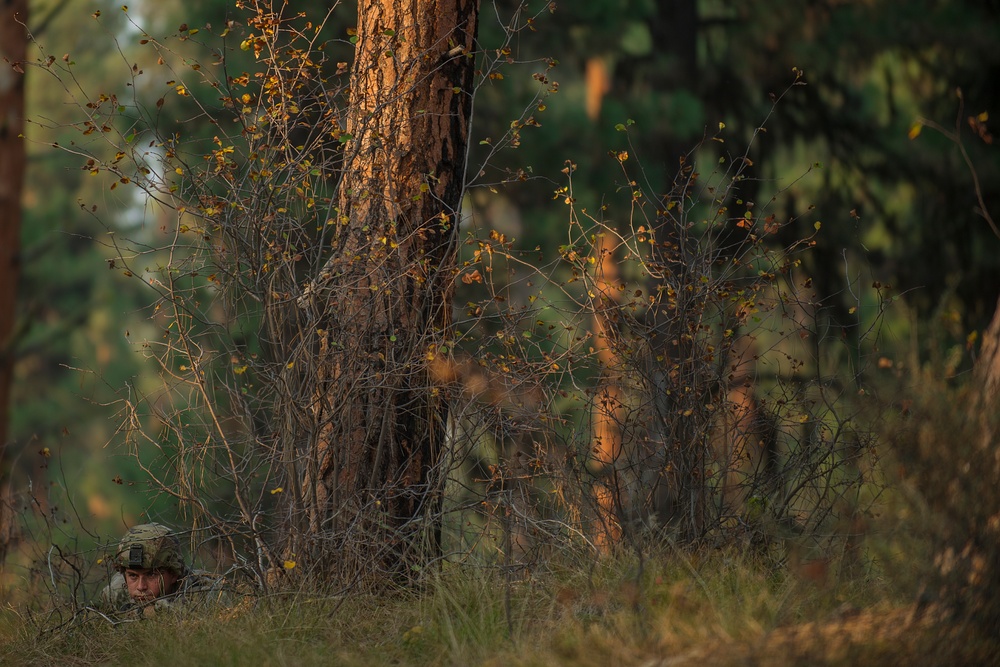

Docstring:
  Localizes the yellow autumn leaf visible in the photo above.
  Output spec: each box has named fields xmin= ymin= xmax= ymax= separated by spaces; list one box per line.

xmin=908 ymin=121 xmax=922 ymax=140
xmin=283 ymin=560 xmax=296 ymax=570
xmin=270 ymin=487 xmax=283 ymax=495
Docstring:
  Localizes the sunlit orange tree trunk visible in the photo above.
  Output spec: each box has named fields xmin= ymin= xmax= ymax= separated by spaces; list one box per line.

xmin=0 ymin=0 xmax=28 ymax=564
xmin=294 ymin=0 xmax=479 ymax=579
xmin=589 ymin=232 xmax=625 ymax=549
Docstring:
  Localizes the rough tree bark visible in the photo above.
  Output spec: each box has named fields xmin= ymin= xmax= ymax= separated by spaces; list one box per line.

xmin=0 ymin=0 xmax=28 ymax=565
xmin=295 ymin=0 xmax=479 ymax=578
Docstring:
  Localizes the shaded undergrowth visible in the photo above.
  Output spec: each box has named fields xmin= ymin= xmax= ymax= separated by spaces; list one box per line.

xmin=2 ymin=538 xmax=988 ymax=667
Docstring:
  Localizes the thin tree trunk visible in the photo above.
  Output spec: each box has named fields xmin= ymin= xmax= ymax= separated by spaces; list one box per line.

xmin=298 ymin=0 xmax=478 ymax=579
xmin=590 ymin=232 xmax=624 ymax=550
xmin=975 ymin=296 xmax=1000 ymax=449
xmin=976 ymin=297 xmax=1000 ymax=404
xmin=0 ymin=0 xmax=28 ymax=565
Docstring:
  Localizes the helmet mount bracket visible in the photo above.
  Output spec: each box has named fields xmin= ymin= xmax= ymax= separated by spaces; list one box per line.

xmin=128 ymin=544 xmax=144 ymax=569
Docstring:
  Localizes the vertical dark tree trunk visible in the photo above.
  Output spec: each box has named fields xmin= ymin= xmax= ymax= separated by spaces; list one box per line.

xmin=0 ymin=0 xmax=28 ymax=564
xmin=296 ymin=0 xmax=479 ymax=578
xmin=648 ymin=0 xmax=698 ymax=169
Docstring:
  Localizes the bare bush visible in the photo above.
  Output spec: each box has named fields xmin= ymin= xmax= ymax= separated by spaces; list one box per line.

xmin=21 ymin=1 xmax=885 ymax=601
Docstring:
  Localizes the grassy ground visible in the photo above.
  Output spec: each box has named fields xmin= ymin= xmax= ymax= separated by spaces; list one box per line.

xmin=2 ymin=541 xmax=994 ymax=667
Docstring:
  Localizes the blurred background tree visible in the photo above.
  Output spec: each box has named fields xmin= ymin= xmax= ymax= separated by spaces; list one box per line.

xmin=0 ymin=0 xmax=29 ymax=567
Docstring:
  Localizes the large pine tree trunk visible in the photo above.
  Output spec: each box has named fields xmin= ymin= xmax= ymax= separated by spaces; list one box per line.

xmin=0 ymin=0 xmax=28 ymax=565
xmin=295 ymin=0 xmax=478 ymax=579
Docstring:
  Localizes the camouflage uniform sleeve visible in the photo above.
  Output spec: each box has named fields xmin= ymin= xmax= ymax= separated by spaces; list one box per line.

xmin=152 ymin=571 xmax=234 ymax=613
xmin=182 ymin=571 xmax=235 ymax=605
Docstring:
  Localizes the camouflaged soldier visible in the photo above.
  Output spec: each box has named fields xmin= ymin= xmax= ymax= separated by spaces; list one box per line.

xmin=99 ymin=523 xmax=226 ymax=615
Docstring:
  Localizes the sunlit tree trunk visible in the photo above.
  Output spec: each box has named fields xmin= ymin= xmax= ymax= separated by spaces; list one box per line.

xmin=978 ymin=297 xmax=1000 ymax=400
xmin=296 ymin=0 xmax=479 ymax=578
xmin=590 ymin=232 xmax=624 ymax=550
xmin=0 ymin=0 xmax=28 ymax=565
xmin=975 ymin=296 xmax=1000 ymax=445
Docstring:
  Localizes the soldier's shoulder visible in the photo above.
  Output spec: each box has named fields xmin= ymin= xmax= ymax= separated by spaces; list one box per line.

xmin=97 ymin=572 xmax=129 ymax=610
xmin=172 ymin=569 xmax=247 ymax=606
xmin=181 ymin=569 xmax=225 ymax=590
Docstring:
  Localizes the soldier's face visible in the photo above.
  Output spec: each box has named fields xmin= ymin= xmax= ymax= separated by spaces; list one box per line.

xmin=124 ymin=568 xmax=179 ymax=602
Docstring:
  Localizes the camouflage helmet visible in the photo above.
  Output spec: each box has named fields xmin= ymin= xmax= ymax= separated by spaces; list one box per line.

xmin=112 ymin=523 xmax=185 ymax=575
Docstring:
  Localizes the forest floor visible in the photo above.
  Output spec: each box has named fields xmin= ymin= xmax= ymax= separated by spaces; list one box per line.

xmin=1 ymin=543 xmax=996 ymax=667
